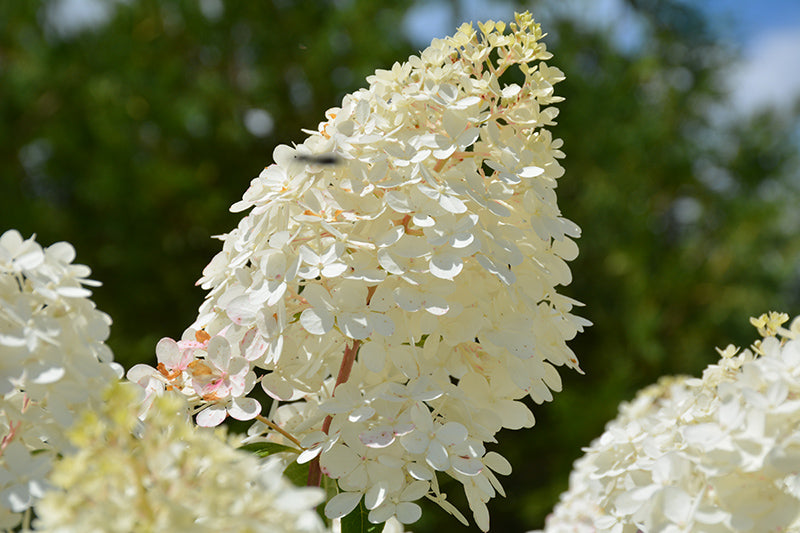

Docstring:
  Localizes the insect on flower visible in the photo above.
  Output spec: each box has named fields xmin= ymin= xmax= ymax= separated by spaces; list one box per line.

xmin=292 ymin=153 xmax=342 ymax=166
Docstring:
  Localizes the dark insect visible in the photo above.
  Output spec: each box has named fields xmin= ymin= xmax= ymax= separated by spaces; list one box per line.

xmin=293 ymin=153 xmax=341 ymax=166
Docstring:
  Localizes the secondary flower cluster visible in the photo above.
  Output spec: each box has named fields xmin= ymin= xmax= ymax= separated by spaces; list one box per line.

xmin=128 ymin=12 xmax=588 ymax=530
xmin=33 ymin=382 xmax=328 ymax=533
xmin=535 ymin=312 xmax=800 ymax=533
xmin=0 ymin=230 xmax=121 ymax=530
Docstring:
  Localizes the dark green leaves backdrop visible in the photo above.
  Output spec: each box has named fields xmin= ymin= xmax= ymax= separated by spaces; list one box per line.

xmin=2 ymin=1 xmax=798 ymax=530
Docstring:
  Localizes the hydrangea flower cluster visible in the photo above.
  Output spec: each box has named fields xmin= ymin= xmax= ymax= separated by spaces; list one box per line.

xmin=0 ymin=229 xmax=122 ymax=530
xmin=535 ymin=312 xmax=800 ymax=533
xmin=128 ymin=12 xmax=589 ymax=530
xmin=33 ymin=382 xmax=328 ymax=533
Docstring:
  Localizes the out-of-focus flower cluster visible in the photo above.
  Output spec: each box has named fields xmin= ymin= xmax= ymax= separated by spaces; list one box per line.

xmin=535 ymin=312 xmax=800 ymax=533
xmin=33 ymin=382 xmax=328 ymax=533
xmin=0 ymin=230 xmax=121 ymax=530
xmin=128 ymin=12 xmax=588 ymax=530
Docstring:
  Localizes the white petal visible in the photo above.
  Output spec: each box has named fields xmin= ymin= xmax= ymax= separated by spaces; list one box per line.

xmin=300 ymin=308 xmax=334 ymax=335
xmin=365 ymin=482 xmax=390 ymax=509
xmin=436 ymin=422 xmax=468 ymax=446
xmin=370 ymin=313 xmax=395 ymax=337
xmin=396 ymin=501 xmax=422 ymax=524
xmin=360 ymin=341 xmax=386 ymax=373
xmin=155 ymin=337 xmax=182 ymax=367
xmin=406 ymin=462 xmax=433 ymax=480
xmin=429 ymin=254 xmax=463 ymax=280
xmin=324 ymin=492 xmax=362 ymax=519
xmin=452 ymin=456 xmax=483 ymax=476
xmin=339 ymin=312 xmax=371 ymax=340
xmin=227 ymin=397 xmax=260 ymax=420
xmin=426 ymin=441 xmax=450 ymax=471
xmin=196 ymin=405 xmax=227 ymax=427
xmin=483 ymin=451 xmax=512 ymax=476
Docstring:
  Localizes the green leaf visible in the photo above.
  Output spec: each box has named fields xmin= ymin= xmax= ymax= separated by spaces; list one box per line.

xmin=283 ymin=459 xmax=311 ymax=488
xmin=238 ymin=442 xmax=299 ymax=457
xmin=341 ymin=500 xmax=383 ymax=533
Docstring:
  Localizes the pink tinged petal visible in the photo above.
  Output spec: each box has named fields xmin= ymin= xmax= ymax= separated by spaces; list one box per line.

xmin=430 ymin=254 xmax=463 ymax=280
xmin=206 ymin=336 xmax=232 ymax=370
xmin=484 ymin=452 xmax=512 ymax=476
xmin=227 ymin=397 xmax=260 ymax=420
xmin=320 ymin=444 xmax=361 ymax=478
xmin=300 ymin=308 xmax=334 ymax=335
xmin=436 ymin=422 xmax=468 ymax=446
xmin=156 ymin=337 xmax=183 ymax=368
xmin=324 ymin=492 xmax=363 ymax=520
xmin=360 ymin=426 xmax=396 ymax=448
xmin=226 ymin=295 xmax=259 ymax=325
xmin=426 ymin=441 xmax=450 ymax=471
xmin=240 ymin=331 xmax=269 ymax=362
xmin=196 ymin=405 xmax=227 ymax=427
xmin=365 ymin=482 xmax=390 ymax=509
xmin=452 ymin=456 xmax=483 ymax=476
xmin=397 ymin=502 xmax=423 ymax=524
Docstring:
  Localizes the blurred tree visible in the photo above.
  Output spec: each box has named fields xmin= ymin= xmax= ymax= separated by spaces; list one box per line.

xmin=1 ymin=1 xmax=799 ymax=532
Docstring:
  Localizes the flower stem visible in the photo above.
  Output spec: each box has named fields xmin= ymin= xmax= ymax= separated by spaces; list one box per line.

xmin=255 ymin=414 xmax=304 ymax=449
xmin=307 ymin=339 xmax=363 ymax=487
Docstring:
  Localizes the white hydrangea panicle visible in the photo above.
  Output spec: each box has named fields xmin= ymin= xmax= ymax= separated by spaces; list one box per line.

xmin=129 ymin=12 xmax=588 ymax=530
xmin=0 ymin=230 xmax=122 ymax=530
xmin=32 ymin=382 xmax=328 ymax=533
xmin=534 ymin=312 xmax=800 ymax=533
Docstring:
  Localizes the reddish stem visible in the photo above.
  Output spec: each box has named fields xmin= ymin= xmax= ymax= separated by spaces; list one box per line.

xmin=307 ymin=339 xmax=363 ymax=487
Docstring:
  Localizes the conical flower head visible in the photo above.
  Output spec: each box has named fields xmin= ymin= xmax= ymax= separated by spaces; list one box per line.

xmin=140 ymin=12 xmax=588 ymax=531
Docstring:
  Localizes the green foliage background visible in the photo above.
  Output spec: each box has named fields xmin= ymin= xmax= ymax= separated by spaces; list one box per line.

xmin=1 ymin=0 xmax=798 ymax=531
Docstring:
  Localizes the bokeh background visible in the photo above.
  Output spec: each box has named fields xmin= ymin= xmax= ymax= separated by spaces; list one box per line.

xmin=2 ymin=0 xmax=799 ymax=531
